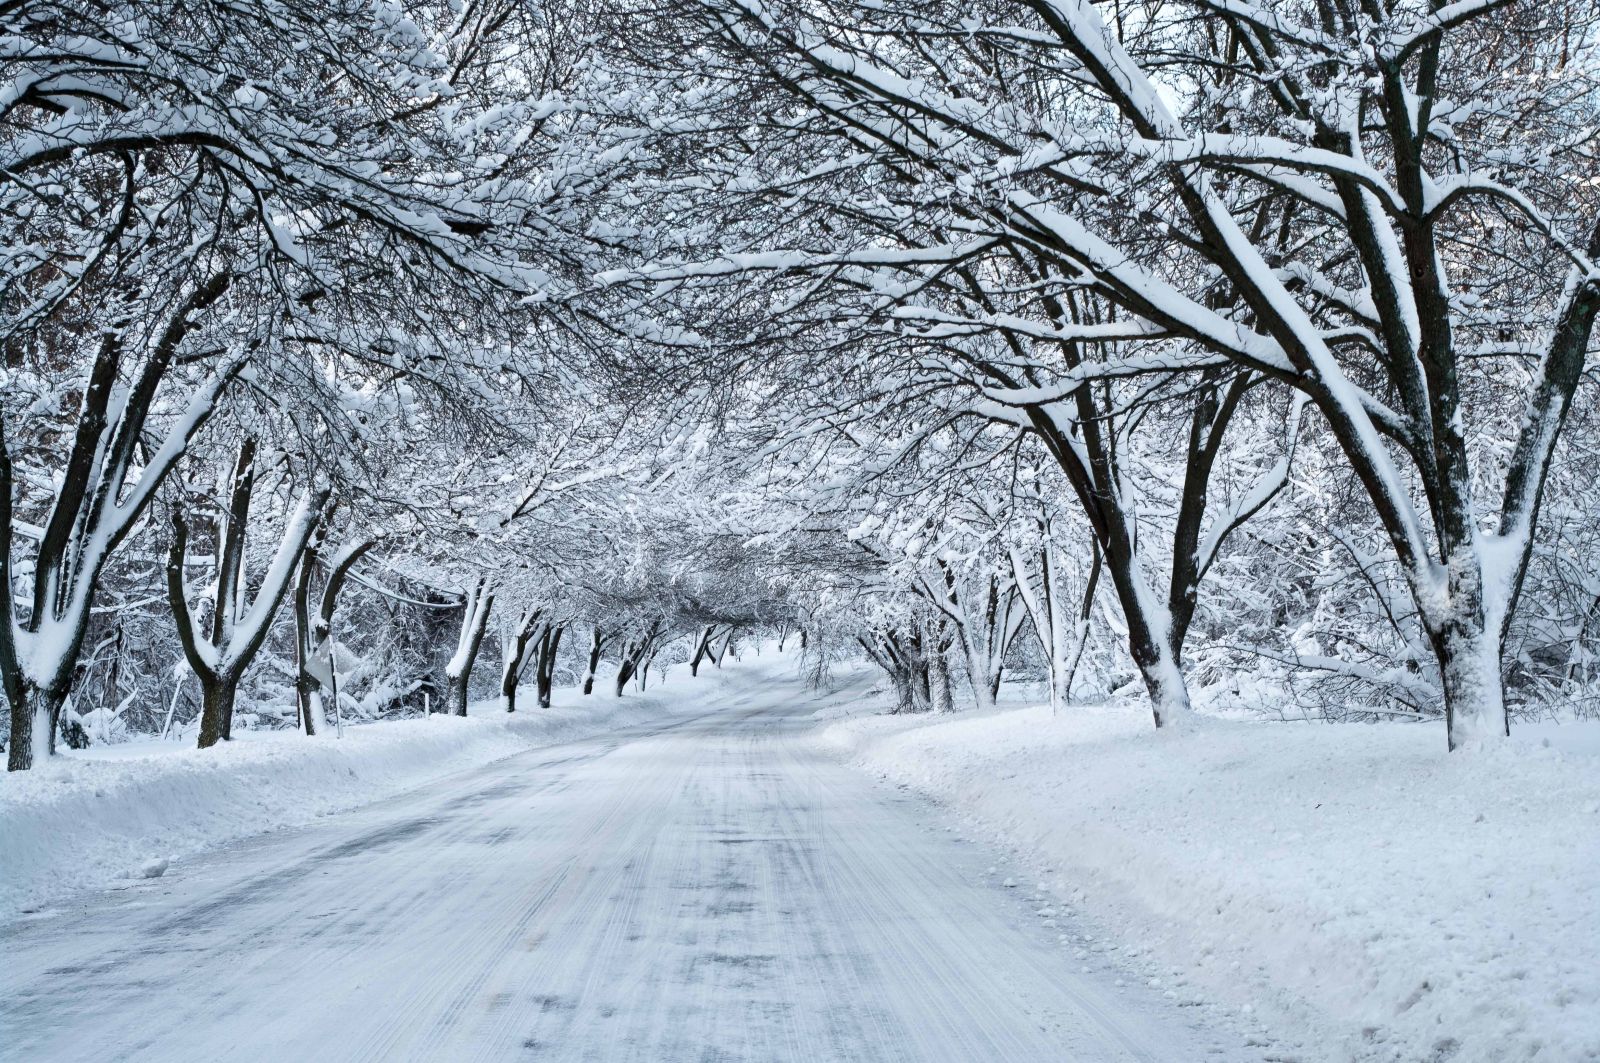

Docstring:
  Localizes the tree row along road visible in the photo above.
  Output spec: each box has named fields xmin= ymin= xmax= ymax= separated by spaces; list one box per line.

xmin=0 ymin=668 xmax=1239 ymax=1061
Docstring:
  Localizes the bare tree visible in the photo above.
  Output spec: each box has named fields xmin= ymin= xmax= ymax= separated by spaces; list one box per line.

xmin=166 ymin=442 xmax=328 ymax=747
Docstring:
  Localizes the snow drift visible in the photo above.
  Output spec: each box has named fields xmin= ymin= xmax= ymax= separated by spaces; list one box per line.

xmin=820 ymin=703 xmax=1600 ymax=1063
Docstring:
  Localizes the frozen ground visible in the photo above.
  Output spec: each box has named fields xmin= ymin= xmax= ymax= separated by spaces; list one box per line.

xmin=0 ymin=657 xmax=1247 ymax=1062
xmin=820 ymin=694 xmax=1600 ymax=1063
xmin=0 ymin=663 xmax=729 ymax=921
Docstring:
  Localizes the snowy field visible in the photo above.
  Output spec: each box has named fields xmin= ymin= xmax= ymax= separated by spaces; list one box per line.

xmin=0 ymin=664 xmax=735 ymax=921
xmin=819 ymin=697 xmax=1600 ymax=1063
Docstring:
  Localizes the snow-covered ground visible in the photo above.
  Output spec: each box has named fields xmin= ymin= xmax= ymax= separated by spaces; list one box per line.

xmin=1 ymin=656 xmax=1236 ymax=1062
xmin=818 ymin=694 xmax=1600 ymax=1063
xmin=8 ymin=655 xmax=1594 ymax=1062
xmin=0 ymin=664 xmax=734 ymax=921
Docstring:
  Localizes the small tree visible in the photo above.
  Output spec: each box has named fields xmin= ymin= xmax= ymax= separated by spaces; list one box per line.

xmin=166 ymin=442 xmax=328 ymax=747
xmin=445 ymin=579 xmax=496 ymax=717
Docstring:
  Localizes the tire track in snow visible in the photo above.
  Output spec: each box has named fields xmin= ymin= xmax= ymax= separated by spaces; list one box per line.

xmin=0 ymin=668 xmax=1252 ymax=1062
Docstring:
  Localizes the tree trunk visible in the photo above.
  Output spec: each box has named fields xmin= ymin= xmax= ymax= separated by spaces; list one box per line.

xmin=0 ymin=276 xmax=236 ymax=771
xmin=689 ymin=625 xmax=715 ymax=677
xmin=582 ymin=627 xmax=603 ymax=695
xmin=1127 ymin=619 xmax=1191 ymax=729
xmin=1426 ymin=563 xmax=1509 ymax=750
xmin=860 ymin=631 xmax=931 ymax=714
xmin=888 ymin=667 xmax=915 ymax=714
xmin=1436 ymin=632 xmax=1507 ymax=750
xmin=1105 ymin=554 xmax=1191 ymax=727
xmin=709 ymin=627 xmax=736 ymax=667
xmin=293 ymin=535 xmax=322 ymax=736
xmin=7 ymin=681 xmax=68 ymax=772
xmin=447 ymin=671 xmax=471 ymax=717
xmin=169 ymin=487 xmax=329 ymax=749
xmin=295 ymin=533 xmax=373 ymax=734
xmin=902 ymin=629 xmax=932 ymax=713
xmin=536 ymin=625 xmax=563 ymax=709
xmin=1020 ymin=332 xmax=1199 ymax=731
xmin=499 ymin=609 xmax=544 ymax=714
xmin=445 ymin=579 xmax=494 ymax=717
xmin=196 ymin=678 xmax=238 ymax=750
xmin=613 ymin=625 xmax=660 ymax=697
xmin=1091 ymin=506 xmax=1192 ymax=729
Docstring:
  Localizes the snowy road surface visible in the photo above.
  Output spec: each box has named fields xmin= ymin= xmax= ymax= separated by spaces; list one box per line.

xmin=1 ymin=669 xmax=1238 ymax=1062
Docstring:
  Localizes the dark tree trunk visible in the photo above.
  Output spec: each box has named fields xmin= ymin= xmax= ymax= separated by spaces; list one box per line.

xmin=499 ymin=609 xmax=544 ymax=714
xmin=931 ymin=649 xmax=955 ymax=713
xmin=7 ymin=682 xmax=68 ymax=772
xmin=689 ymin=625 xmax=715 ymax=677
xmin=536 ymin=625 xmax=564 ymax=708
xmin=445 ymin=579 xmax=494 ymax=717
xmin=3 ymin=275 xmax=233 ymax=771
xmin=209 ymin=440 xmax=257 ymax=646
xmin=710 ymin=627 xmax=736 ymax=667
xmin=1026 ymin=401 xmax=1192 ymax=729
xmin=196 ymin=678 xmax=238 ymax=750
xmin=166 ymin=443 xmax=328 ymax=751
xmin=614 ymin=626 xmax=660 ymax=697
xmin=860 ymin=630 xmax=931 ymax=714
xmin=889 ymin=667 xmax=916 ymax=714
xmin=293 ymin=532 xmax=322 ymax=736
xmin=582 ymin=627 xmax=604 ymax=695
xmin=447 ymin=671 xmax=471 ymax=717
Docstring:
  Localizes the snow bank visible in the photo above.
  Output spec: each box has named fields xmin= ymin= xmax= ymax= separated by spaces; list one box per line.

xmin=0 ymin=665 xmax=729 ymax=921
xmin=820 ymin=704 xmax=1600 ymax=1063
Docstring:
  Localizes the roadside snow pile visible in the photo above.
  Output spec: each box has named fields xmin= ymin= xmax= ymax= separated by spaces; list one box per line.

xmin=0 ymin=666 xmax=726 ymax=921
xmin=820 ymin=705 xmax=1600 ymax=1063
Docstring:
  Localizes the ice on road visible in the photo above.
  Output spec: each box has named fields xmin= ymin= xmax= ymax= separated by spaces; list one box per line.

xmin=1 ymin=670 xmax=1235 ymax=1061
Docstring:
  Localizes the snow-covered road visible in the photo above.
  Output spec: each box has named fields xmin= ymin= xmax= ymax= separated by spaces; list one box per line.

xmin=1 ymin=668 xmax=1236 ymax=1062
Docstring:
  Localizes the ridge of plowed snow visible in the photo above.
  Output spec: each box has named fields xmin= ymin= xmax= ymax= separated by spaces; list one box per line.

xmin=820 ymin=702 xmax=1600 ymax=1063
